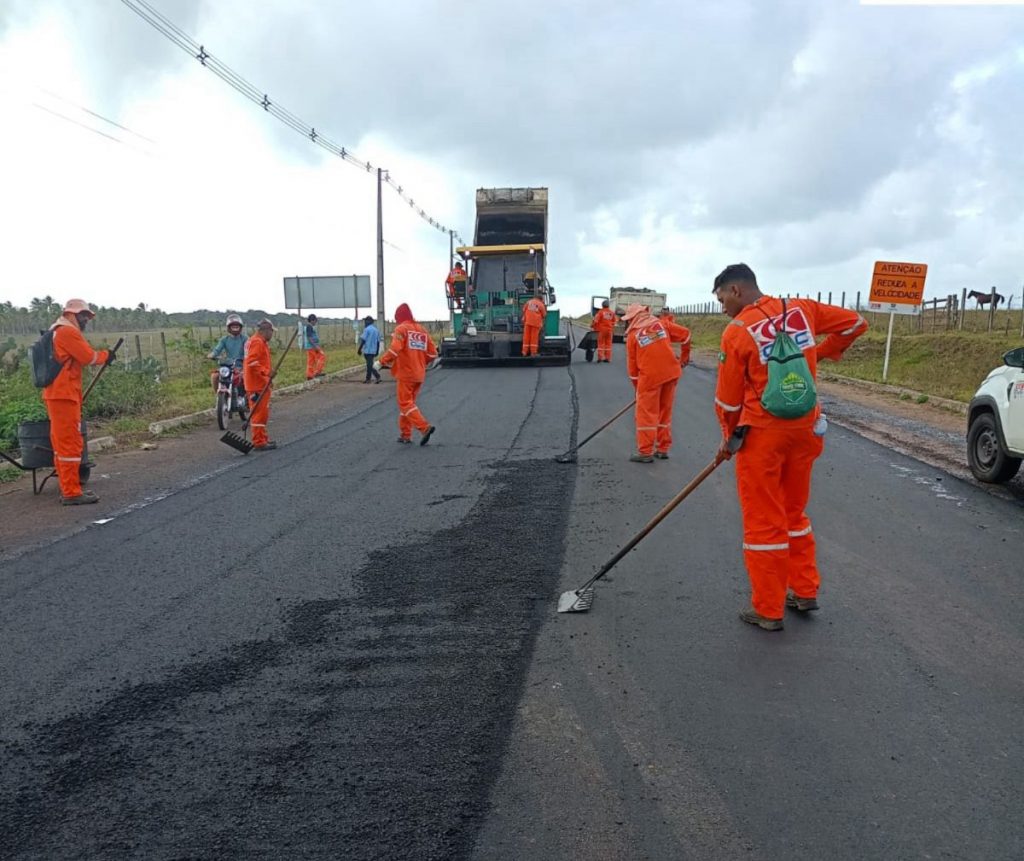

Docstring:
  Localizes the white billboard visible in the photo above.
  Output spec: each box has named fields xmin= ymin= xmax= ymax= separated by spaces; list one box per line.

xmin=283 ymin=275 xmax=372 ymax=309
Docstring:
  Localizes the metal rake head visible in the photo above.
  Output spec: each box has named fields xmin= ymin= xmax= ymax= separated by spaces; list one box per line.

xmin=557 ymin=585 xmax=595 ymax=613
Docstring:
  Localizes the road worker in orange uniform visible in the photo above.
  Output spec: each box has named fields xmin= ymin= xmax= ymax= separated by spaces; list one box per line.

xmin=244 ymin=319 xmax=278 ymax=451
xmin=657 ymin=307 xmax=692 ymax=368
xmin=375 ymin=303 xmax=438 ymax=445
xmin=712 ymin=263 xmax=867 ymax=631
xmin=521 ymin=293 xmax=547 ymax=357
xmin=591 ymin=299 xmax=617 ymax=363
xmin=446 ymin=262 xmax=468 ymax=309
xmin=42 ymin=299 xmax=113 ymax=505
xmin=623 ymin=303 xmax=681 ymax=463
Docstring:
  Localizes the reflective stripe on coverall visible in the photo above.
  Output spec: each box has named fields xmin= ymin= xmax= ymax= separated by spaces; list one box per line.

xmin=380 ymin=315 xmax=438 ymax=439
xmin=626 ymin=314 xmax=682 ymax=456
xmin=521 ymin=298 xmax=547 ymax=356
xmin=714 ymin=296 xmax=867 ymax=618
xmin=42 ymin=319 xmax=110 ymax=498
xmin=591 ymin=308 xmax=617 ymax=361
xmin=244 ymin=336 xmax=273 ymax=447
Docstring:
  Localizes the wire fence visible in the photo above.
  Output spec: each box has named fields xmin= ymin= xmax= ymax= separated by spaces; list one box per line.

xmin=675 ymin=288 xmax=1024 ymax=337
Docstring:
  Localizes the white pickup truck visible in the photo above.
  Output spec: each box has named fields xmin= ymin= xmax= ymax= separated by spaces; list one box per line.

xmin=966 ymin=346 xmax=1024 ymax=483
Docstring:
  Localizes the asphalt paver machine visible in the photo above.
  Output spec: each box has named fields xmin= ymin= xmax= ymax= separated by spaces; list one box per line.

xmin=440 ymin=187 xmax=571 ymax=366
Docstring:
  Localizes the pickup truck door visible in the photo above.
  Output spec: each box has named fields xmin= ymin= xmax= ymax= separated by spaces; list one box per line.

xmin=1006 ymin=368 xmax=1024 ymax=452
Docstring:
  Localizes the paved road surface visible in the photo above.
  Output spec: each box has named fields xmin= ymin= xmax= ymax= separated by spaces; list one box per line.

xmin=1 ymin=333 xmax=1021 ymax=859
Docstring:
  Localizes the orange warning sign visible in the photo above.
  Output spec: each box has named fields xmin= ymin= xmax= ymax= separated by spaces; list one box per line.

xmin=869 ymin=261 xmax=927 ymax=313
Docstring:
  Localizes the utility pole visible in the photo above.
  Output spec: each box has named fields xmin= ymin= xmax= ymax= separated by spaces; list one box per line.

xmin=376 ymin=167 xmax=385 ymax=337
xmin=449 ymin=229 xmax=454 ymax=270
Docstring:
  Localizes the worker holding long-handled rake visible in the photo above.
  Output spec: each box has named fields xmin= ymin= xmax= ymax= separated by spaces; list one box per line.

xmin=244 ymin=319 xmax=280 ymax=452
xmin=712 ymin=263 xmax=867 ymax=631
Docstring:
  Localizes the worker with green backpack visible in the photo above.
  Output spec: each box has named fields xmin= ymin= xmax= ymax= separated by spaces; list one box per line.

xmin=712 ymin=264 xmax=867 ymax=631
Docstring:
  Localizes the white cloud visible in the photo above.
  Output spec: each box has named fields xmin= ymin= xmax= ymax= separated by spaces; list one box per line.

xmin=2 ymin=0 xmax=1023 ymax=320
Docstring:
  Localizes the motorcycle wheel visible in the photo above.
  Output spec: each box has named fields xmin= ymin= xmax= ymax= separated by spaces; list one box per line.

xmin=236 ymin=393 xmax=249 ymax=422
xmin=217 ymin=391 xmax=230 ymax=430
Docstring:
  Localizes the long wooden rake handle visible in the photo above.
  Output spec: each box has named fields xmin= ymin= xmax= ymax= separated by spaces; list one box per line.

xmin=574 ymin=427 xmax=749 ymax=594
xmin=241 ymin=327 xmax=299 ymax=432
xmin=558 ymin=399 xmax=635 ymax=460
xmin=81 ymin=337 xmax=124 ymax=402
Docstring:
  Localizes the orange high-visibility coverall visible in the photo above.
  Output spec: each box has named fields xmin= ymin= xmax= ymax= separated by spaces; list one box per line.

xmin=244 ymin=336 xmax=273 ymax=447
xmin=446 ymin=268 xmax=467 ymax=308
xmin=591 ymin=308 xmax=617 ymax=361
xmin=42 ymin=318 xmax=110 ymax=498
xmin=661 ymin=317 xmax=692 ymax=367
xmin=521 ymin=297 xmax=547 ymax=356
xmin=627 ymin=313 xmax=682 ymax=456
xmin=715 ymin=296 xmax=867 ymax=619
xmin=380 ymin=310 xmax=438 ymax=440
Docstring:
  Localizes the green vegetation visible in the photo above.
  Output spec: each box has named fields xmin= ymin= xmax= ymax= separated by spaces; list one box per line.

xmin=677 ymin=313 xmax=1023 ymax=404
xmin=0 ymin=330 xmax=362 ymax=452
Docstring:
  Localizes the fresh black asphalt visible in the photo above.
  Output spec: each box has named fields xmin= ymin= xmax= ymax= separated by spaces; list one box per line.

xmin=1 ymin=336 xmax=1021 ymax=859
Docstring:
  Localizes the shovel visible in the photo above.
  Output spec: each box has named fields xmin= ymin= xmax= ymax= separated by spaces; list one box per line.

xmin=220 ymin=327 xmax=299 ymax=454
xmin=557 ymin=427 xmax=748 ymax=613
xmin=554 ymin=398 xmax=635 ymax=463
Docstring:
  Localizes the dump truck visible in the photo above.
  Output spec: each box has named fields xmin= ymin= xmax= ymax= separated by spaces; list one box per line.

xmin=577 ymin=286 xmax=669 ymax=361
xmin=439 ymin=187 xmax=571 ymax=366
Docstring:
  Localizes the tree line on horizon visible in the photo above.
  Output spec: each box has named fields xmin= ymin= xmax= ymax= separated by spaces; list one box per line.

xmin=0 ymin=297 xmax=358 ymax=335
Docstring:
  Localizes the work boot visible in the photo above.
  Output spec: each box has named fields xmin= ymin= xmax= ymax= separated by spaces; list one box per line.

xmin=254 ymin=440 xmax=278 ymax=451
xmin=785 ymin=592 xmax=819 ymax=612
xmin=397 ymin=437 xmax=411 ymax=444
xmin=739 ymin=608 xmax=784 ymax=631
xmin=420 ymin=426 xmax=436 ymax=446
xmin=654 ymin=451 xmax=670 ymax=459
xmin=629 ymin=453 xmax=654 ymax=463
xmin=61 ymin=491 xmax=99 ymax=506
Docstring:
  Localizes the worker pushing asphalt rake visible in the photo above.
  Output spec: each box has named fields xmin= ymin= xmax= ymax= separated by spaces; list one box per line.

xmin=557 ymin=427 xmax=748 ymax=613
xmin=220 ymin=327 xmax=299 ymax=454
xmin=554 ymin=399 xmax=636 ymax=464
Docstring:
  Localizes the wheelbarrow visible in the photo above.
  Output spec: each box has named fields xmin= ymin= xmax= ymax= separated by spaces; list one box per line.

xmin=0 ymin=420 xmax=93 ymax=495
xmin=577 ymin=329 xmax=597 ymax=362
xmin=0 ymin=337 xmax=121 ymax=495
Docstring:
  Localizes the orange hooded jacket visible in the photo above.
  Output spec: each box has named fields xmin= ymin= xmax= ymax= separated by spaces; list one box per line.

xmin=381 ymin=303 xmax=438 ymax=383
xmin=626 ymin=313 xmax=681 ymax=389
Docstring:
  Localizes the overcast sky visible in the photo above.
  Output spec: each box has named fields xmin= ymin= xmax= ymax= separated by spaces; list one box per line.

xmin=2 ymin=0 xmax=1023 ymax=320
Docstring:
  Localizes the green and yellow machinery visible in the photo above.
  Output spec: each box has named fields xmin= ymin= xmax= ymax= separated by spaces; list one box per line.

xmin=440 ymin=187 xmax=571 ymax=366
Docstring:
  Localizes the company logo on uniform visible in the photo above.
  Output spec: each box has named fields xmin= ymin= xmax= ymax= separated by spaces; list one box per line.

xmin=780 ymin=371 xmax=811 ymax=404
xmin=747 ymin=308 xmax=813 ymax=364
xmin=637 ymin=322 xmax=667 ymax=348
xmin=408 ymin=331 xmax=428 ymax=351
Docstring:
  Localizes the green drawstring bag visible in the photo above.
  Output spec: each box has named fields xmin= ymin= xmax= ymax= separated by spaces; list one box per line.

xmin=760 ymin=300 xmax=817 ymax=419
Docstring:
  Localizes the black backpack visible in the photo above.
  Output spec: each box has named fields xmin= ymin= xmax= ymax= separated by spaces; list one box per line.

xmin=28 ymin=329 xmax=68 ymax=388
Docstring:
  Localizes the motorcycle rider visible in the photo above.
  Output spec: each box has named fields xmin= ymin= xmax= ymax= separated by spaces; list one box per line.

xmin=208 ymin=314 xmax=248 ymax=394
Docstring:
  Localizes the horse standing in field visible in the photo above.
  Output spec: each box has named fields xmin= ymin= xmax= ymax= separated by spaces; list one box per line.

xmin=968 ymin=289 xmax=1004 ymax=309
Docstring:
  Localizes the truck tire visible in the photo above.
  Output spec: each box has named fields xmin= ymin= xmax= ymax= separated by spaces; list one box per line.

xmin=967 ymin=412 xmax=1022 ymax=483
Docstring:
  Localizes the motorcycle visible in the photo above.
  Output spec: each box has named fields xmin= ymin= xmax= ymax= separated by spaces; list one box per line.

xmin=215 ymin=362 xmax=249 ymax=430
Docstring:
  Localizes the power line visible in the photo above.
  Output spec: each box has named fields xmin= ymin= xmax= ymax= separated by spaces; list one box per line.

xmin=118 ymin=0 xmax=464 ymax=244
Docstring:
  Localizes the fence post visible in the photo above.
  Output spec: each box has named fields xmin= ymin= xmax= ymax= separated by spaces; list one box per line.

xmin=988 ymin=287 xmax=997 ymax=332
xmin=123 ymin=334 xmax=129 ymax=369
xmin=816 ymin=292 xmax=821 ymax=303
xmin=827 ymin=291 xmax=832 ymax=305
xmin=959 ymin=288 xmax=967 ymax=330
xmin=160 ymin=331 xmax=169 ymax=371
xmin=840 ymin=291 xmax=845 ymax=308
xmin=1020 ymin=288 xmax=1024 ymax=338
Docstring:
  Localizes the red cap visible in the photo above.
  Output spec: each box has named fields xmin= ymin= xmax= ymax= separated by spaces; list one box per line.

xmin=395 ymin=303 xmax=414 ymax=324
